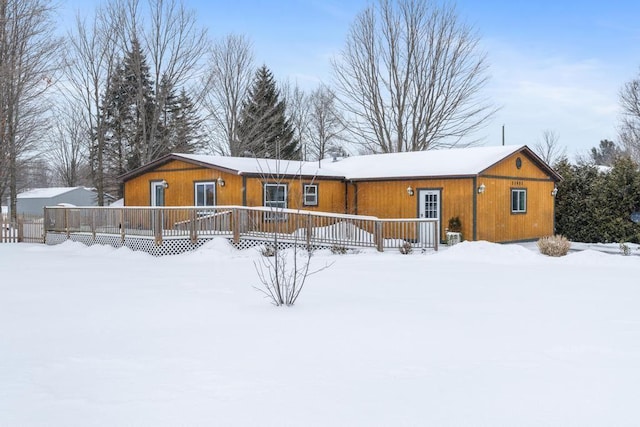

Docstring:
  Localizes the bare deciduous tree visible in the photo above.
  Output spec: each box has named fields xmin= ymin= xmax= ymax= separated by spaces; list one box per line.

xmin=282 ymin=81 xmax=311 ymax=159
xmin=533 ymin=129 xmax=566 ymax=166
xmin=332 ymin=0 xmax=495 ymax=153
xmin=0 ymin=0 xmax=60 ymax=220
xmin=64 ymin=0 xmax=207 ymax=201
xmin=64 ymin=2 xmax=125 ymax=204
xmin=251 ymin=161 xmax=331 ymax=306
xmin=619 ymin=73 xmax=640 ymax=162
xmin=308 ymin=84 xmax=346 ymax=161
xmin=133 ymin=0 xmax=208 ymax=165
xmin=201 ymin=34 xmax=254 ymax=156
xmin=46 ymin=102 xmax=88 ymax=186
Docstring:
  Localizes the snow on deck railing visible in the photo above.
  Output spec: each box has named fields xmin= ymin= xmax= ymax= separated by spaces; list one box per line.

xmin=43 ymin=205 xmax=438 ymax=252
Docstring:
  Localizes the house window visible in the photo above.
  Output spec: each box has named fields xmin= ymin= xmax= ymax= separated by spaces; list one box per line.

xmin=303 ymin=184 xmax=318 ymax=206
xmin=195 ymin=182 xmax=215 ymax=207
xmin=511 ymin=189 xmax=526 ymax=213
xmin=264 ymin=183 xmax=287 ymax=221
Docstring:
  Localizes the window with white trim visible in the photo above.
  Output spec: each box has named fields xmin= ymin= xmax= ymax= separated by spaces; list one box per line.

xmin=511 ymin=188 xmax=527 ymax=213
xmin=264 ymin=183 xmax=287 ymax=221
xmin=195 ymin=182 xmax=216 ymax=206
xmin=303 ymin=184 xmax=318 ymax=206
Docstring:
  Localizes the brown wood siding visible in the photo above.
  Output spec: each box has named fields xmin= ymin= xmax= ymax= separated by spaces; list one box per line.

xmin=125 ymin=160 xmax=347 ymax=212
xmin=352 ymin=178 xmax=475 ymax=241
xmin=244 ymin=177 xmax=346 ymax=212
xmin=124 ymin=159 xmax=243 ymax=206
xmin=476 ymin=177 xmax=555 ymax=242
xmin=122 ymin=149 xmax=556 ymax=243
xmin=476 ymin=151 xmax=556 ymax=242
xmin=483 ymin=151 xmax=553 ymax=180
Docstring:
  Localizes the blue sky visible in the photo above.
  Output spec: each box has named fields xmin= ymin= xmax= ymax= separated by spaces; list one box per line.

xmin=62 ymin=0 xmax=640 ymax=160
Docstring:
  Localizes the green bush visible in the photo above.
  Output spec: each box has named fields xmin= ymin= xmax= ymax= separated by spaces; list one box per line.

xmin=447 ymin=216 xmax=462 ymax=233
xmin=555 ymin=156 xmax=640 ymax=243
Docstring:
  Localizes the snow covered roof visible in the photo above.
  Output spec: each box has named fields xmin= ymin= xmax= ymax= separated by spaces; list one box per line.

xmin=175 ymin=154 xmax=340 ymax=178
xmin=174 ymin=145 xmax=532 ymax=180
xmin=123 ymin=145 xmax=559 ymax=182
xmin=17 ymin=187 xmax=94 ymax=199
xmin=326 ymin=145 xmax=526 ymax=179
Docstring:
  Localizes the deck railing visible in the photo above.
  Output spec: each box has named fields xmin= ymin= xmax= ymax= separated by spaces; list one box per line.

xmin=43 ymin=205 xmax=439 ymax=252
xmin=1 ymin=214 xmax=44 ymax=243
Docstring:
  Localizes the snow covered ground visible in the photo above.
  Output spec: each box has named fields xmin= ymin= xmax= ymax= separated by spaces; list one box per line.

xmin=1 ymin=240 xmax=639 ymax=426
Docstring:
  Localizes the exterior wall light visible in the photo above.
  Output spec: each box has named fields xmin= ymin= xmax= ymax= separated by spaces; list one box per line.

xmin=217 ymin=177 xmax=225 ymax=187
xmin=551 ymin=187 xmax=558 ymax=197
xmin=161 ymin=179 xmax=168 ymax=189
xmin=477 ymin=183 xmax=485 ymax=194
xmin=407 ymin=186 xmax=414 ymax=196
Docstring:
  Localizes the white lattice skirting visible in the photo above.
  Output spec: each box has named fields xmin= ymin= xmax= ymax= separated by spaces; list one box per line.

xmin=45 ymin=232 xmax=332 ymax=257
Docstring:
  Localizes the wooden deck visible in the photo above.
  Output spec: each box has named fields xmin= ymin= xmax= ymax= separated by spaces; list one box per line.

xmin=44 ymin=206 xmax=439 ymax=255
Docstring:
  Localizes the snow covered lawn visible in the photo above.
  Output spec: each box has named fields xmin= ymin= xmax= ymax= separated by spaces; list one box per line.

xmin=1 ymin=240 xmax=639 ymax=426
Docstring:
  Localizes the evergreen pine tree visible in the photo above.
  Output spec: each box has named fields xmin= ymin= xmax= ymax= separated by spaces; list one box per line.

xmin=156 ymin=75 xmax=204 ymax=154
xmin=597 ymin=157 xmax=640 ymax=242
xmin=237 ymin=65 xmax=300 ymax=159
xmin=100 ymin=37 xmax=156 ymax=174
xmin=170 ymin=88 xmax=205 ymax=153
xmin=554 ymin=161 xmax=604 ymax=242
xmin=156 ymin=73 xmax=178 ymax=154
xmin=100 ymin=58 xmax=131 ymax=196
xmin=121 ymin=37 xmax=156 ymax=171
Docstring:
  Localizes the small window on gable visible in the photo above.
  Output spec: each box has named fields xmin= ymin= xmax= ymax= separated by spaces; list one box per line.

xmin=511 ymin=188 xmax=526 ymax=213
xmin=303 ymin=184 xmax=318 ymax=206
xmin=264 ymin=183 xmax=287 ymax=221
xmin=195 ymin=182 xmax=216 ymax=207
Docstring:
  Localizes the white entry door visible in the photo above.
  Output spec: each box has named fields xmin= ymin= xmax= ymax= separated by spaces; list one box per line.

xmin=151 ymin=181 xmax=166 ymax=234
xmin=418 ymin=189 xmax=440 ymax=245
xmin=151 ymin=181 xmax=166 ymax=207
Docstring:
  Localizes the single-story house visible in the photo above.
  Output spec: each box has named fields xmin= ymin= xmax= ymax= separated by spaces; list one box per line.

xmin=15 ymin=187 xmax=115 ymax=216
xmin=120 ymin=145 xmax=561 ymax=243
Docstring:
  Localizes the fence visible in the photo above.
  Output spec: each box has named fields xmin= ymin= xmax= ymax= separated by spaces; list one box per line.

xmin=43 ymin=205 xmax=439 ymax=255
xmin=1 ymin=213 xmax=44 ymax=243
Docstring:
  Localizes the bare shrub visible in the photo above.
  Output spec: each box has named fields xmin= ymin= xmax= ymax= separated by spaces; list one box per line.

xmin=537 ymin=235 xmax=571 ymax=257
xmin=399 ymin=241 xmax=413 ymax=254
xmin=260 ymin=244 xmax=276 ymax=257
xmin=619 ymin=242 xmax=631 ymax=256
xmin=330 ymin=245 xmax=348 ymax=255
xmin=254 ymin=245 xmax=332 ymax=306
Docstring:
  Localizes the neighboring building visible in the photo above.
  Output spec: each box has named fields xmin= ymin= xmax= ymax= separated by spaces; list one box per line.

xmin=15 ymin=187 xmax=115 ymax=216
xmin=120 ymin=145 xmax=562 ymax=243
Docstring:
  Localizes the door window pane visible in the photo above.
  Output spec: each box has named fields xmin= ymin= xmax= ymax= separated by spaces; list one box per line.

xmin=195 ymin=182 xmax=215 ymax=206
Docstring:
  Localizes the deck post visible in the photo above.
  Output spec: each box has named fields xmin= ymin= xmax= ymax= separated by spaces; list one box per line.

xmin=374 ymin=221 xmax=383 ymax=252
xmin=65 ymin=208 xmax=69 ymax=238
xmin=434 ymin=221 xmax=439 ymax=251
xmin=91 ymin=209 xmax=96 ymax=241
xmin=232 ymin=208 xmax=240 ymax=243
xmin=189 ymin=209 xmax=197 ymax=243
xmin=43 ymin=208 xmax=48 ymax=244
xmin=154 ymin=209 xmax=163 ymax=245
xmin=17 ymin=216 xmax=24 ymax=242
xmin=120 ymin=209 xmax=125 ymax=243
xmin=306 ymin=214 xmax=312 ymax=250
